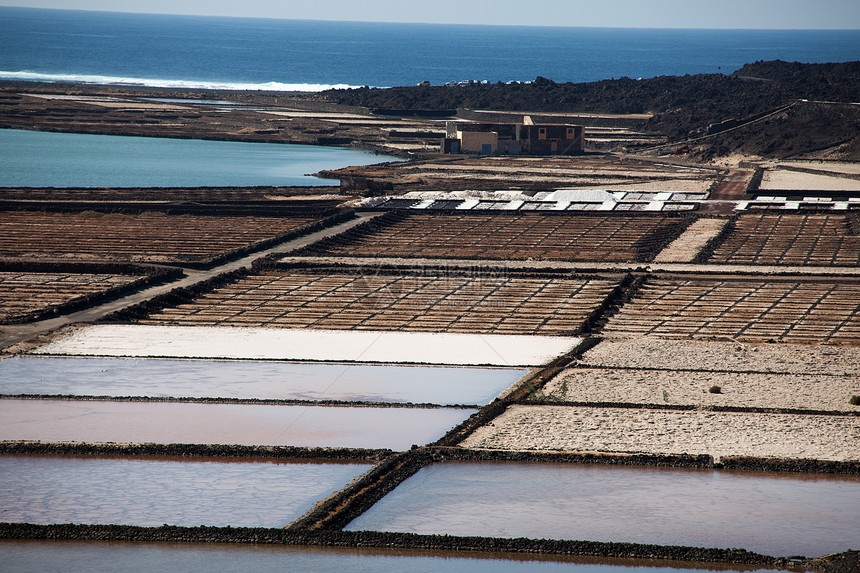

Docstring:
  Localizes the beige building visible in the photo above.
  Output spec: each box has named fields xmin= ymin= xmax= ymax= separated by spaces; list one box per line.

xmin=443 ymin=118 xmax=584 ymax=155
xmin=457 ymin=130 xmax=499 ymax=154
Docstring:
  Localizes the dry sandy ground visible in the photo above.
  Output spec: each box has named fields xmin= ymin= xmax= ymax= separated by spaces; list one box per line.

xmin=539 ymin=368 xmax=859 ymax=412
xmin=22 ymin=94 xmax=191 ymax=111
xmin=765 ymin=160 xmax=860 ymax=175
xmin=653 ymin=218 xmax=727 ymax=262
xmin=579 ymin=339 xmax=860 ymax=376
xmin=503 ymin=338 xmax=860 ymax=460
xmin=416 ymin=164 xmax=695 ymax=178
xmin=709 ymin=153 xmax=762 ymax=168
xmin=33 ymin=324 xmax=579 ymax=367
xmin=412 ymin=173 xmax=640 ymax=185
xmin=760 ymin=169 xmax=860 ymax=191
xmin=601 ymin=179 xmax=714 ymax=193
xmin=460 ymin=404 xmax=859 ymax=461
xmin=385 ymin=143 xmax=440 ymax=152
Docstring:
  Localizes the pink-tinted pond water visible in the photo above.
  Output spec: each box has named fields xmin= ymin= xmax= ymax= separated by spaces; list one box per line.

xmin=345 ymin=461 xmax=860 ymax=558
xmin=0 ymin=455 xmax=371 ymax=527
xmin=0 ymin=356 xmax=525 ymax=405
xmin=0 ymin=540 xmax=781 ymax=573
xmin=0 ymin=399 xmax=475 ymax=450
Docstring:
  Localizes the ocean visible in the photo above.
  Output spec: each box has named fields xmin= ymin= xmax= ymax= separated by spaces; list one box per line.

xmin=1 ymin=6 xmax=859 ymax=91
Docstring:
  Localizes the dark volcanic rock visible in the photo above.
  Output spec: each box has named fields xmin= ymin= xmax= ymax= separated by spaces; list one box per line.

xmin=326 ymin=61 xmax=859 ymax=118
xmin=323 ymin=61 xmax=860 ymax=160
xmin=812 ymin=550 xmax=860 ymax=573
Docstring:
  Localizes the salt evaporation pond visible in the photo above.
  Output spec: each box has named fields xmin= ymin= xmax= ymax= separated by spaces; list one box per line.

xmin=0 ymin=399 xmax=475 ymax=450
xmin=0 ymin=455 xmax=371 ymax=527
xmin=33 ymin=324 xmax=577 ymax=366
xmin=346 ymin=462 xmax=860 ymax=558
xmin=0 ymin=356 xmax=526 ymax=405
xmin=0 ymin=128 xmax=397 ymax=187
xmin=0 ymin=541 xmax=781 ymax=573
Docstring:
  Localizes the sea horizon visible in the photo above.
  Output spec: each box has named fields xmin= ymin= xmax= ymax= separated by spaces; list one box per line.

xmin=7 ymin=5 xmax=860 ymax=32
xmin=2 ymin=6 xmax=859 ymax=91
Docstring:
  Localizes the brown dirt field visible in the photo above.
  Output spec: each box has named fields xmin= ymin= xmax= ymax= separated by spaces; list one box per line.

xmin=138 ymin=268 xmax=620 ymax=336
xmin=602 ymin=277 xmax=860 ymax=345
xmin=579 ymin=339 xmax=860 ymax=376
xmin=0 ymin=271 xmax=145 ymax=323
xmin=709 ymin=169 xmax=752 ymax=200
xmin=298 ymin=211 xmax=691 ymax=263
xmin=708 ymin=213 xmax=860 ymax=266
xmin=0 ymin=186 xmax=348 ymax=203
xmin=0 ymin=210 xmax=322 ymax=266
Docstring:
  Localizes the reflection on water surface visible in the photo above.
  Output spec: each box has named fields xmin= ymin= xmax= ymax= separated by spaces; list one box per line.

xmin=0 ymin=541 xmax=782 ymax=573
xmin=346 ymin=461 xmax=860 ymax=558
xmin=0 ymin=456 xmax=371 ymax=527
xmin=0 ymin=356 xmax=525 ymax=405
xmin=0 ymin=399 xmax=475 ymax=450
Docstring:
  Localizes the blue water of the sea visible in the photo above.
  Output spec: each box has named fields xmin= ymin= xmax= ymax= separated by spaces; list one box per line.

xmin=0 ymin=128 xmax=396 ymax=187
xmin=1 ymin=7 xmax=858 ymax=90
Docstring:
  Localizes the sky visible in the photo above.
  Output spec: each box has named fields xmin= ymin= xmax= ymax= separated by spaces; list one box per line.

xmin=1 ymin=0 xmax=859 ymax=29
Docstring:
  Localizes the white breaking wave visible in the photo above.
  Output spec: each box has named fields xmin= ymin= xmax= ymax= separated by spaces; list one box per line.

xmin=0 ymin=70 xmax=359 ymax=92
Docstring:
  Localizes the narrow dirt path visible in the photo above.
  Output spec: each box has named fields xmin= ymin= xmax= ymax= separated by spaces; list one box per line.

xmin=710 ymin=169 xmax=753 ymax=200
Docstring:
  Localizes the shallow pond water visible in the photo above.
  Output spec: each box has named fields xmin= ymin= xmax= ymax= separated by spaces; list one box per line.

xmin=0 ymin=541 xmax=783 ymax=573
xmin=0 ymin=128 xmax=397 ymax=187
xmin=0 ymin=455 xmax=371 ymax=527
xmin=345 ymin=461 xmax=860 ymax=558
xmin=0 ymin=399 xmax=475 ymax=450
xmin=0 ymin=356 xmax=526 ymax=405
